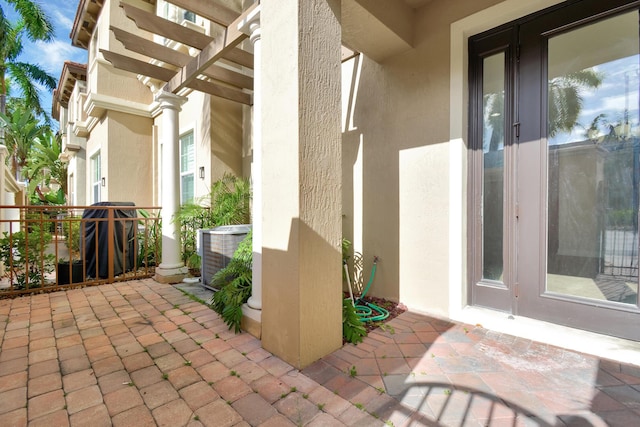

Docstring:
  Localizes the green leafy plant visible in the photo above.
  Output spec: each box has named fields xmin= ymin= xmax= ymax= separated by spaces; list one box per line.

xmin=173 ymin=173 xmax=251 ymax=275
xmin=0 ymin=226 xmax=55 ymax=289
xmin=138 ymin=209 xmax=161 ymax=267
xmin=210 ymin=231 xmax=253 ymax=332
xmin=342 ymin=299 xmax=366 ymax=344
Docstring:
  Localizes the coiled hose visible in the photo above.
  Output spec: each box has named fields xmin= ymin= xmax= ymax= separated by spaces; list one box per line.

xmin=344 ymin=256 xmax=389 ymax=322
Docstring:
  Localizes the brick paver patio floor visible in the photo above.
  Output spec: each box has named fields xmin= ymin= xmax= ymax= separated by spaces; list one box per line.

xmin=0 ymin=278 xmax=638 ymax=426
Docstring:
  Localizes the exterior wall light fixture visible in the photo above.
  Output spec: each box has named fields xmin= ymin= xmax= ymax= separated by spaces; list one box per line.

xmin=199 ymin=166 xmax=205 ymax=180
xmin=101 ymin=177 xmax=106 ymax=187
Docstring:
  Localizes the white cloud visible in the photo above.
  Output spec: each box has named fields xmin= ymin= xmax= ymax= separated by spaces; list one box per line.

xmin=27 ymin=39 xmax=86 ymax=75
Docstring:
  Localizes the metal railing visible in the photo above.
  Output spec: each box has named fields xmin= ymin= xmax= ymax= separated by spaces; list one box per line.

xmin=0 ymin=205 xmax=161 ymax=297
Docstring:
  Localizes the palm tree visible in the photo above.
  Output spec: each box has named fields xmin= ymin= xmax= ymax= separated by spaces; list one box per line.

xmin=548 ymin=69 xmax=603 ymax=138
xmin=0 ymin=0 xmax=56 ymax=119
xmin=22 ymin=128 xmax=67 ymax=199
xmin=0 ymin=104 xmax=50 ymax=179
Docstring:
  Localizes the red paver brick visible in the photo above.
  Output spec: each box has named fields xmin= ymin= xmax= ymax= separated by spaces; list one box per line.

xmin=152 ymin=398 xmax=193 ymax=427
xmin=29 ymin=337 xmax=55 ymax=352
xmin=92 ymin=355 xmax=125 ymax=377
xmin=194 ymin=399 xmax=242 ymax=427
xmin=196 ymin=361 xmax=229 ymax=384
xmin=259 ymin=356 xmax=294 ymax=377
xmin=162 ymin=330 xmax=189 ymax=345
xmin=179 ymin=381 xmax=219 ymax=411
xmin=258 ymin=414 xmax=297 ymax=426
xmin=69 ymin=403 xmax=111 ymax=427
xmin=146 ymin=341 xmax=173 ymax=358
xmin=58 ymin=344 xmax=86 ymax=361
xmin=251 ymin=375 xmax=292 ymax=403
xmin=140 ymin=380 xmax=180 ymax=409
xmin=27 ymin=389 xmax=65 ymax=420
xmin=111 ymin=405 xmax=155 ymax=427
xmin=308 ymin=386 xmax=351 ymax=418
xmin=154 ymin=352 xmax=186 ymax=373
xmin=0 ymin=346 xmax=28 ymax=363
xmin=29 ymin=327 xmax=54 ymax=340
xmin=97 ymin=370 xmax=132 ymax=395
xmin=2 ymin=335 xmax=29 ymax=349
xmin=183 ymin=349 xmax=215 ymax=369
xmin=137 ymin=332 xmax=164 ymax=347
xmin=172 ymin=338 xmax=200 ymax=355
xmin=103 ymin=385 xmax=144 ymax=416
xmin=280 ymin=371 xmax=321 ymax=394
xmin=29 ymin=409 xmax=69 ymax=427
xmin=167 ymin=365 xmax=201 ymax=390
xmin=82 ymin=334 xmax=109 ymax=350
xmin=213 ymin=376 xmax=252 ymax=403
xmin=121 ymin=352 xmax=154 ymax=372
xmin=62 ymin=369 xmax=98 ymax=393
xmin=56 ymin=334 xmax=83 ymax=349
xmin=116 ymin=341 xmax=144 ymax=357
xmin=28 ymin=347 xmax=57 ymax=365
xmin=60 ymin=356 xmax=91 ymax=375
xmin=28 ymin=359 xmax=58 ymax=379
xmin=201 ymin=337 xmax=232 ymax=355
xmin=0 ymin=386 xmax=27 ymax=415
xmin=86 ymin=344 xmax=117 ymax=363
xmin=130 ymin=365 xmax=163 ymax=388
xmin=232 ymin=392 xmax=276 ymax=426
xmin=0 ymin=371 xmax=27 ymax=393
xmin=0 ymin=408 xmax=26 ymax=427
xmin=233 ymin=360 xmax=268 ymax=383
xmin=66 ymin=384 xmax=103 ymax=415
xmin=216 ymin=349 xmax=247 ymax=369
xmin=27 ymin=372 xmax=62 ymax=398
xmin=274 ymin=393 xmax=321 ymax=426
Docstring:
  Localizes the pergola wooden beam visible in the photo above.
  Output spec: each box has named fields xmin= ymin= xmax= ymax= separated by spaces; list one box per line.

xmin=187 ymin=78 xmax=251 ymax=105
xmin=120 ymin=3 xmax=254 ymax=69
xmin=163 ymin=2 xmax=257 ymax=94
xmin=101 ymin=50 xmax=176 ymax=82
xmin=110 ymin=26 xmax=253 ymax=90
xmin=165 ymin=0 xmax=239 ymax=27
xmin=111 ymin=26 xmax=189 ymax=67
xmin=121 ymin=2 xmax=211 ymax=50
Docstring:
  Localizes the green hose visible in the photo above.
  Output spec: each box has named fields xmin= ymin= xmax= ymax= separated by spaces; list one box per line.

xmin=352 ymin=257 xmax=389 ymax=322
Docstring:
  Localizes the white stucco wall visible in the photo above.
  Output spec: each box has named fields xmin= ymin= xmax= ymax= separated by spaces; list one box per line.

xmin=341 ymin=0 xmax=566 ymax=318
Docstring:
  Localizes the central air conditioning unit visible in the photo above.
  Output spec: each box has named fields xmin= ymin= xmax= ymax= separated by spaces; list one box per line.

xmin=199 ymin=224 xmax=251 ymax=290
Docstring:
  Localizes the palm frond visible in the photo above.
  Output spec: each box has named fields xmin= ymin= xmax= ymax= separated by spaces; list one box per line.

xmin=5 ymin=0 xmax=55 ymax=42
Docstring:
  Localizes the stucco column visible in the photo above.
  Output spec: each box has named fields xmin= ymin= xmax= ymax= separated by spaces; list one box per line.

xmin=261 ymin=0 xmax=342 ymax=369
xmin=155 ymin=91 xmax=188 ymax=283
xmin=239 ymin=7 xmax=263 ymax=321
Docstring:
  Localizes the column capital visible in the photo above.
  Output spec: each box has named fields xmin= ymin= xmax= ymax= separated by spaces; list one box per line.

xmin=238 ymin=5 xmax=261 ymax=43
xmin=155 ymin=91 xmax=187 ymax=111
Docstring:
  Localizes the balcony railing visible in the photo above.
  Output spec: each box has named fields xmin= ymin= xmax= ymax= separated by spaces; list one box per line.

xmin=0 ymin=205 xmax=161 ymax=297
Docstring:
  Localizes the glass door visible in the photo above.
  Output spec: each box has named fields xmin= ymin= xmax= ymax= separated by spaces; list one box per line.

xmin=517 ymin=1 xmax=640 ymax=340
xmin=470 ymin=0 xmax=640 ymax=340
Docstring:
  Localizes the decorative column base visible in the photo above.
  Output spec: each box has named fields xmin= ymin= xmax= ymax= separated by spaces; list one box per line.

xmin=154 ymin=265 xmax=189 ymax=284
xmin=241 ymin=304 xmax=262 ymax=338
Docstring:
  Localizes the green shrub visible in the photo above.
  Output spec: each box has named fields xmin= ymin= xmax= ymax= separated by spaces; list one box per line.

xmin=210 ymin=231 xmax=253 ymax=333
xmin=0 ymin=226 xmax=55 ymax=289
xmin=342 ymin=299 xmax=367 ymax=344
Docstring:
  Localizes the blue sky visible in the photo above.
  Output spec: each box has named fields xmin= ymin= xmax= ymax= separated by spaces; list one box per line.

xmin=1 ymin=0 xmax=87 ymax=124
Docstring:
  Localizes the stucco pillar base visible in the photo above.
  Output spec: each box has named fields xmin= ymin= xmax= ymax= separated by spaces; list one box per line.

xmin=241 ymin=304 xmax=262 ymax=338
xmin=154 ymin=266 xmax=189 ymax=284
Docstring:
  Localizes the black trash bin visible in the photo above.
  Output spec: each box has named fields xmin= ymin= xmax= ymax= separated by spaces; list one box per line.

xmin=81 ymin=202 xmax=137 ymax=279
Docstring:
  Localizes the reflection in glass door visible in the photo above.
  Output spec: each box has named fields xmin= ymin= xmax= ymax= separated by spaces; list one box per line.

xmin=546 ymin=11 xmax=640 ymax=306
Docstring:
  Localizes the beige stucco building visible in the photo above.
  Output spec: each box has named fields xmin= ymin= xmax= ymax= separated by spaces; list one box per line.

xmin=54 ymin=0 xmax=640 ymax=368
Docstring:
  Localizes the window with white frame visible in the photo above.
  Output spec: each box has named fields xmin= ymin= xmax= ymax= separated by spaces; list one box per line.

xmin=180 ymin=131 xmax=195 ymax=205
xmin=91 ymin=152 xmax=101 ymax=203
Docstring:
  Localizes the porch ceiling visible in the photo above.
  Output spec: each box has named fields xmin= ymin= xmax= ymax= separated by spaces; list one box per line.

xmin=102 ymin=1 xmax=256 ymax=105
